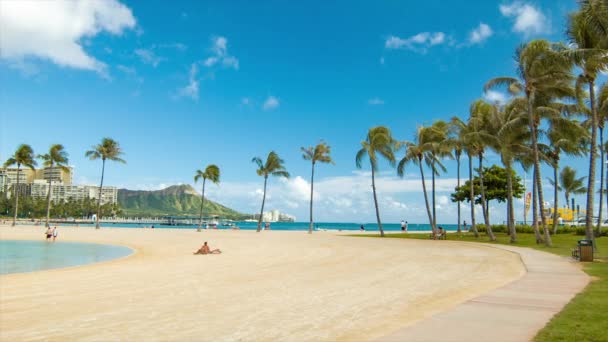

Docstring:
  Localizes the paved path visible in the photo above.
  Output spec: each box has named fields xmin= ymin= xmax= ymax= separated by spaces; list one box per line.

xmin=378 ymin=244 xmax=590 ymax=342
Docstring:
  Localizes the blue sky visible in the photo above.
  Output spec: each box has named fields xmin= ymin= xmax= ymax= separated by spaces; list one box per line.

xmin=1 ymin=0 xmax=604 ymax=223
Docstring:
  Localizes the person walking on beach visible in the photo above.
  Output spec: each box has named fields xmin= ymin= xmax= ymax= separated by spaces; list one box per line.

xmin=401 ymin=220 xmax=406 ymax=231
xmin=360 ymin=224 xmax=365 ymax=231
xmin=45 ymin=227 xmax=53 ymax=241
xmin=52 ymin=226 xmax=58 ymax=241
xmin=463 ymin=220 xmax=468 ymax=231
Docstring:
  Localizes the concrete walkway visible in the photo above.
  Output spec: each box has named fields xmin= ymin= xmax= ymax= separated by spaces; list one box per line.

xmin=378 ymin=244 xmax=590 ymax=342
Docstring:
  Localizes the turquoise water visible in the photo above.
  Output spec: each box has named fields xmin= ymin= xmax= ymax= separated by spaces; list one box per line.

xmin=57 ymin=221 xmax=461 ymax=232
xmin=0 ymin=240 xmax=133 ymax=275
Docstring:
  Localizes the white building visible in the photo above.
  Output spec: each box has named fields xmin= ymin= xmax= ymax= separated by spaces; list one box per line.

xmin=261 ymin=209 xmax=296 ymax=222
xmin=28 ymin=180 xmax=117 ymax=205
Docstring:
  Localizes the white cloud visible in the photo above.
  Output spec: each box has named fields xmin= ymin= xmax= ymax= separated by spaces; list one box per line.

xmin=263 ymin=96 xmax=280 ymax=111
xmin=201 ymin=36 xmax=239 ymax=70
xmin=0 ymin=0 xmax=136 ymax=76
xmin=135 ymin=48 xmax=164 ymax=67
xmin=177 ymin=63 xmax=199 ymax=100
xmin=117 ymin=64 xmax=136 ymax=75
xmin=500 ymin=2 xmax=550 ymax=36
xmin=241 ymin=97 xmax=251 ymax=105
xmin=380 ymin=57 xmax=385 ymax=65
xmin=385 ymin=32 xmax=447 ymax=53
xmin=469 ymin=23 xmax=493 ymax=44
xmin=484 ymin=90 xmax=509 ymax=104
xmin=368 ymin=97 xmax=384 ymax=105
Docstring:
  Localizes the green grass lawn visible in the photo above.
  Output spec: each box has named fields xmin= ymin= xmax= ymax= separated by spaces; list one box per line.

xmin=356 ymin=231 xmax=608 ymax=341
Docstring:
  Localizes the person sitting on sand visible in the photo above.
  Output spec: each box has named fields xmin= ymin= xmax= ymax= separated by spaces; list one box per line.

xmin=193 ymin=241 xmax=222 ymax=255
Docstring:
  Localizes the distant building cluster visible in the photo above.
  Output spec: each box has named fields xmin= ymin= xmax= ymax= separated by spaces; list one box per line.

xmin=260 ymin=209 xmax=296 ymax=222
xmin=0 ymin=167 xmax=117 ymax=205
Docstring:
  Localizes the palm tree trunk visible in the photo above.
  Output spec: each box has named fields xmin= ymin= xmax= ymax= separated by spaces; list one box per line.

xmin=12 ymin=164 xmax=21 ymax=227
xmin=45 ymin=177 xmax=53 ymax=228
xmin=44 ymin=161 xmax=55 ymax=228
xmin=371 ymin=167 xmax=384 ymax=237
xmin=527 ymin=95 xmax=544 ymax=244
xmin=553 ymin=160 xmax=559 ymax=235
xmin=95 ymin=159 xmax=106 ymax=229
xmin=505 ymin=159 xmax=516 ymax=242
xmin=596 ymin=126 xmax=604 ymax=234
xmin=456 ymin=153 xmax=461 ymax=233
xmin=197 ymin=179 xmax=206 ymax=232
xmin=308 ymin=162 xmax=315 ymax=234
xmin=432 ymin=159 xmax=436 ymax=229
xmin=585 ymin=80 xmax=598 ymax=246
xmin=418 ymin=158 xmax=434 ymax=235
xmin=257 ymin=176 xmax=268 ymax=232
xmin=532 ymin=167 xmax=543 ymax=243
xmin=478 ymin=154 xmax=495 ymax=241
xmin=468 ymin=153 xmax=478 ymax=237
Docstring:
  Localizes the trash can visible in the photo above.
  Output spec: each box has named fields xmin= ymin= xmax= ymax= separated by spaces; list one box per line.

xmin=578 ymin=240 xmax=594 ymax=262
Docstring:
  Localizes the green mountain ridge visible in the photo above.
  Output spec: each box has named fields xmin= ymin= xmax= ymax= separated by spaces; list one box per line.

xmin=117 ymin=184 xmax=248 ymax=219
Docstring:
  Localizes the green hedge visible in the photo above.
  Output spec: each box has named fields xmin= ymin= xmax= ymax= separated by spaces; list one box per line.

xmin=470 ymin=224 xmax=608 ymax=237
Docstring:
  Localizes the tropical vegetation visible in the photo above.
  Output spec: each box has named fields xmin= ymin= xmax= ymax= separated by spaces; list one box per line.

xmin=252 ymin=151 xmax=290 ymax=232
xmin=302 ymin=142 xmax=333 ymax=234
xmin=194 ymin=164 xmax=221 ymax=232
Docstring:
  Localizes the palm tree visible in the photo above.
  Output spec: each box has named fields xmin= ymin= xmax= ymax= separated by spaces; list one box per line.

xmin=194 ymin=164 xmax=220 ymax=232
xmin=485 ymin=40 xmax=573 ymax=246
xmin=425 ymin=120 xmax=453 ymax=229
xmin=398 ymin=127 xmax=438 ymax=235
xmin=546 ymin=118 xmax=588 ymax=234
xmin=356 ymin=126 xmax=396 ymax=237
xmin=301 ymin=142 xmax=334 ymax=234
xmin=3 ymin=144 xmax=37 ymax=226
xmin=38 ymin=144 xmax=69 ymax=228
xmin=252 ymin=152 xmax=289 ymax=232
xmin=466 ymin=100 xmax=496 ymax=241
xmin=558 ymin=166 xmax=587 ymax=211
xmin=85 ymin=138 xmax=126 ymax=229
xmin=487 ymin=99 xmax=530 ymax=242
xmin=448 ymin=118 xmax=465 ymax=233
xmin=568 ymin=7 xmax=607 ymax=242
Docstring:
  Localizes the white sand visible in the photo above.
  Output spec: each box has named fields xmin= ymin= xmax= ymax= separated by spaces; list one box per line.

xmin=0 ymin=226 xmax=525 ymax=341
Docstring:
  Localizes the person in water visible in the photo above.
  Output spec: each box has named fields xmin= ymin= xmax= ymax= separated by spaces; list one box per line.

xmin=194 ymin=241 xmax=222 ymax=255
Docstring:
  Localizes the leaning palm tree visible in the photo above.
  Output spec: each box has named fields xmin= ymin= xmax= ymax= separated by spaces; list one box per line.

xmin=301 ymin=142 xmax=334 ymax=234
xmin=194 ymin=164 xmax=220 ymax=232
xmin=559 ymin=166 xmax=587 ymax=211
xmin=398 ymin=127 xmax=439 ymax=234
xmin=3 ymin=144 xmax=37 ymax=226
xmin=356 ymin=126 xmax=396 ymax=237
xmin=38 ymin=144 xmax=69 ymax=228
xmin=485 ymin=40 xmax=573 ymax=246
xmin=85 ymin=138 xmax=126 ymax=229
xmin=568 ymin=7 xmax=607 ymax=242
xmin=466 ymin=99 xmax=496 ymax=241
xmin=252 ymin=152 xmax=289 ymax=232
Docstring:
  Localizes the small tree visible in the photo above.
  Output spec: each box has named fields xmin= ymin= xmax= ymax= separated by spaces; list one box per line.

xmin=194 ymin=165 xmax=221 ymax=232
xmin=252 ymin=152 xmax=289 ymax=232
xmin=301 ymin=142 xmax=333 ymax=234
xmin=38 ymin=144 xmax=70 ymax=227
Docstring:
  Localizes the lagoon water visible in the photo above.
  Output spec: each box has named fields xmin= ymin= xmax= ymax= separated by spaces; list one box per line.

xmin=57 ymin=221 xmax=461 ymax=231
xmin=0 ymin=240 xmax=133 ymax=275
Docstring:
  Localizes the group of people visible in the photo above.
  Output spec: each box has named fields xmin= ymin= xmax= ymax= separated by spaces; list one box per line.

xmin=44 ymin=226 xmax=59 ymax=241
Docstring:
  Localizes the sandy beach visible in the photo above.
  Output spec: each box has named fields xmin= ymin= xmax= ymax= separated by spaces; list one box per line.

xmin=0 ymin=226 xmax=525 ymax=341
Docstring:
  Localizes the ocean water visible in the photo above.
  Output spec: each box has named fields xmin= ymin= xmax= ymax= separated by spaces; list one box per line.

xmin=0 ymin=240 xmax=133 ymax=275
xmin=56 ymin=221 xmax=461 ymax=232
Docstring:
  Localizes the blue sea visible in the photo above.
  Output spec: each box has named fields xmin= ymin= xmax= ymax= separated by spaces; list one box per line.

xmin=55 ymin=221 xmax=461 ymax=232
xmin=0 ymin=240 xmax=133 ymax=275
